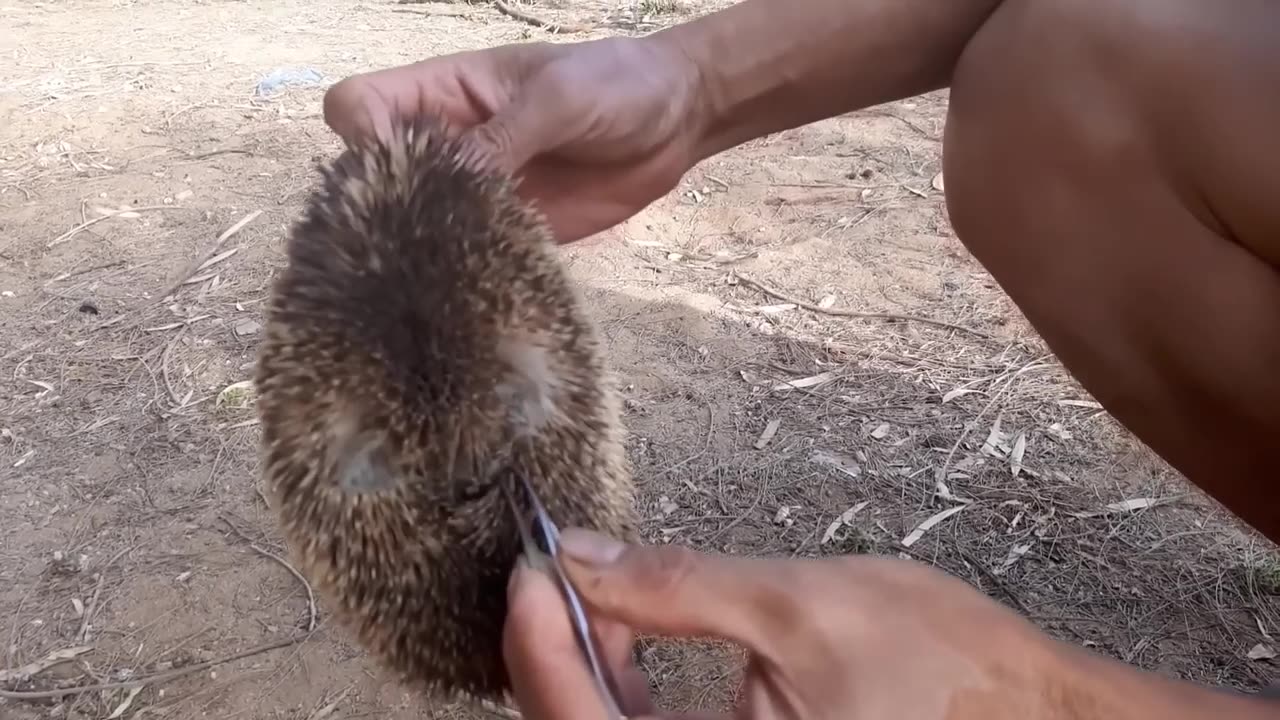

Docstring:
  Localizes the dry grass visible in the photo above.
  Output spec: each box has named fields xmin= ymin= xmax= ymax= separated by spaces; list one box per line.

xmin=1 ymin=0 xmax=1277 ymax=718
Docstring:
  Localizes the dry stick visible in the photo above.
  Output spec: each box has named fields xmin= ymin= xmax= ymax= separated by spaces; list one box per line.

xmin=220 ymin=517 xmax=318 ymax=633
xmin=492 ymin=0 xmax=590 ymax=32
xmin=0 ymin=634 xmax=311 ymax=701
xmin=731 ymin=273 xmax=992 ymax=340
xmin=933 ymin=357 xmax=1055 ymax=497
xmin=47 ymin=206 xmax=174 ymax=248
xmin=155 ymin=209 xmax=263 ymax=308
xmin=76 ymin=573 xmax=106 ymax=643
xmin=160 ymin=325 xmax=188 ymax=406
xmin=97 ymin=209 xmax=262 ymax=330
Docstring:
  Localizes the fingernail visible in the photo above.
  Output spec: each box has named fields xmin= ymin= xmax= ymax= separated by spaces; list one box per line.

xmin=560 ymin=528 xmax=627 ymax=566
xmin=507 ymin=558 xmax=529 ymax=603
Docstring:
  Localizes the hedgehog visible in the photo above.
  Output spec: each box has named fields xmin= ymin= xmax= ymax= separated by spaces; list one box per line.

xmin=252 ymin=116 xmax=637 ymax=702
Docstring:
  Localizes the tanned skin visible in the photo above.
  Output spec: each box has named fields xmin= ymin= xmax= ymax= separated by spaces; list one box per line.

xmin=320 ymin=0 xmax=1280 ymax=717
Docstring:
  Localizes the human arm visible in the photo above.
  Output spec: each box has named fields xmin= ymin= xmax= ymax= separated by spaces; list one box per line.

xmin=321 ymin=0 xmax=1006 ymax=244
xmin=502 ymin=529 xmax=1280 ymax=720
xmin=652 ymin=0 xmax=1004 ymax=162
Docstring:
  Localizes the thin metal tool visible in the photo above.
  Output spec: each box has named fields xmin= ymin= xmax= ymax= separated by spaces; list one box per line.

xmin=503 ymin=472 xmax=625 ymax=720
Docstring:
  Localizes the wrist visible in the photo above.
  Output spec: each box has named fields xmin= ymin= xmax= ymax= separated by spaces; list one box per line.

xmin=646 ymin=9 xmax=793 ymax=163
xmin=1046 ymin=637 xmax=1277 ymax=720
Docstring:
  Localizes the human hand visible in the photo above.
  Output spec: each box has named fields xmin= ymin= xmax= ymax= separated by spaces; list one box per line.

xmin=509 ymin=528 xmax=1280 ymax=720
xmin=322 ymin=36 xmax=708 ymax=244
xmin=502 ymin=559 xmax=656 ymax=719
xmin=502 ymin=528 xmax=1067 ymax=720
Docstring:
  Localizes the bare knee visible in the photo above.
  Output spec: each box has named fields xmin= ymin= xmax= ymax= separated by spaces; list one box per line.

xmin=938 ymin=0 xmax=1280 ymax=540
xmin=944 ymin=0 xmax=1280 ymax=264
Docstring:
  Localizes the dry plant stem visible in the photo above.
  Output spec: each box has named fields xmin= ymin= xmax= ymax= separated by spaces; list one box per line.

xmin=0 ymin=634 xmax=312 ymax=700
xmin=76 ymin=573 xmax=106 ymax=643
xmin=732 ymin=273 xmax=991 ymax=339
xmin=492 ymin=0 xmax=589 ymax=33
xmin=220 ymin=516 xmax=318 ymax=632
xmin=46 ymin=206 xmax=174 ymax=248
xmin=933 ymin=358 xmax=1055 ymax=491
xmin=97 ymin=209 xmax=262 ymax=330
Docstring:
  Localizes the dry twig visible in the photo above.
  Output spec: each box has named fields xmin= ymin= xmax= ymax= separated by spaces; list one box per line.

xmin=492 ymin=0 xmax=589 ymax=33
xmin=732 ymin=273 xmax=991 ymax=339
xmin=220 ymin=516 xmax=318 ymax=632
xmin=0 ymin=634 xmax=311 ymax=700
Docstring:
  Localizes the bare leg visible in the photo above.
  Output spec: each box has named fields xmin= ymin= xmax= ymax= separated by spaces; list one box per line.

xmin=943 ymin=0 xmax=1280 ymax=540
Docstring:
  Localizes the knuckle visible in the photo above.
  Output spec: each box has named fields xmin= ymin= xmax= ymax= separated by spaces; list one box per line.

xmin=468 ymin=121 xmax=516 ymax=163
xmin=625 ymin=543 xmax=702 ymax=597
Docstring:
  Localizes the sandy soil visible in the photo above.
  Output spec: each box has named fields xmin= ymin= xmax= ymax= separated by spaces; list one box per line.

xmin=2 ymin=1 xmax=1277 ymax=718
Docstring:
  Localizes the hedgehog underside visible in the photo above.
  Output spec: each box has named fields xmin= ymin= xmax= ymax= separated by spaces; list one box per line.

xmin=258 ymin=117 xmax=636 ymax=703
xmin=285 ymin=448 xmax=630 ymax=702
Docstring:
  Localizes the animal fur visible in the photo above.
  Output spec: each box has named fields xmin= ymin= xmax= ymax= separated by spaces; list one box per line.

xmin=253 ymin=117 xmax=636 ymax=701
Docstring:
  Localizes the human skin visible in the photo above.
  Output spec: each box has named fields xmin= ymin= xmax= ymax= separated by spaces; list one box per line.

xmin=322 ymin=0 xmax=1280 ymax=543
xmin=321 ymin=0 xmax=1280 ymax=715
xmin=503 ymin=529 xmax=1280 ymax=720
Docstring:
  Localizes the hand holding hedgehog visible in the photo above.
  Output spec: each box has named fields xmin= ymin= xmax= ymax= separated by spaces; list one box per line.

xmin=504 ymin=529 xmax=1278 ymax=720
xmin=322 ymin=37 xmax=703 ymax=245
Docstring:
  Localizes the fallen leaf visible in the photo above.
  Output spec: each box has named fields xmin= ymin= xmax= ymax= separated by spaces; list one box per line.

xmin=0 ymin=646 xmax=93 ymax=683
xmin=821 ymin=501 xmax=872 ymax=544
xmin=1009 ymin=433 xmax=1027 ymax=478
xmin=817 ymin=294 xmax=837 ymax=309
xmin=931 ymin=172 xmax=945 ymax=192
xmin=772 ymin=372 xmax=836 ymax=391
xmin=658 ymin=495 xmax=678 ymax=517
xmin=901 ymin=505 xmax=967 ymax=547
xmin=753 ymin=419 xmax=782 ymax=449
xmin=980 ymin=416 xmax=1008 ymax=457
xmin=1069 ymin=497 xmax=1179 ymax=519
xmin=773 ymin=506 xmax=798 ymax=527
xmin=1247 ymin=643 xmax=1277 ymax=661
xmin=870 ymin=423 xmax=891 ymax=440
xmin=994 ymin=542 xmax=1035 ymax=575
xmin=216 ymin=380 xmax=256 ymax=409
xmin=1046 ymin=422 xmax=1073 ymax=441
xmin=811 ymin=449 xmax=862 ymax=479
xmin=1058 ymin=399 xmax=1104 ymax=409
xmin=941 ymin=386 xmax=978 ymax=404
xmin=755 ymin=303 xmax=796 ymax=314
xmin=107 ymin=686 xmax=143 ymax=719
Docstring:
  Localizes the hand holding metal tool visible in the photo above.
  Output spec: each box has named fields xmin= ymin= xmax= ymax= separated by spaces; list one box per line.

xmin=503 ymin=472 xmax=627 ymax=720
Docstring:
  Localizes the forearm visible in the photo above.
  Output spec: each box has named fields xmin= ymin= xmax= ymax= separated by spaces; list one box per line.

xmin=649 ymin=0 xmax=1004 ymax=161
xmin=1050 ymin=638 xmax=1277 ymax=720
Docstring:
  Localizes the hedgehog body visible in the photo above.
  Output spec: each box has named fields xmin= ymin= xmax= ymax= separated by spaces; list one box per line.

xmin=253 ymin=118 xmax=636 ymax=701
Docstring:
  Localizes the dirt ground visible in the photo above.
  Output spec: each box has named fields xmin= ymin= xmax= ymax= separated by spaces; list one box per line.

xmin=2 ymin=0 xmax=1277 ymax=718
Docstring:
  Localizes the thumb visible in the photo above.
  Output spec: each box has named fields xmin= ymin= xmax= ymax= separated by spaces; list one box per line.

xmin=558 ymin=529 xmax=803 ymax=654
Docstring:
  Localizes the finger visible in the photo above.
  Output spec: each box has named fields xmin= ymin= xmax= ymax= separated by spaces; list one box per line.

xmin=463 ymin=75 xmax=579 ymax=175
xmin=559 ymin=529 xmax=811 ymax=655
xmin=322 ymin=73 xmax=399 ymax=149
xmin=503 ymin=562 xmax=651 ymax=719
